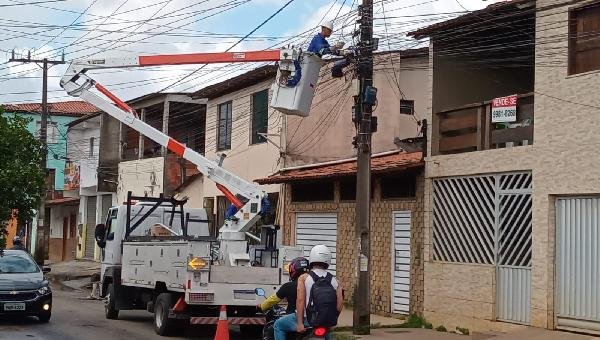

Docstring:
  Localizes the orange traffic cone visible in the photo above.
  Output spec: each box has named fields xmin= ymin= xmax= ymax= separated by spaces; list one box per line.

xmin=214 ymin=305 xmax=229 ymax=340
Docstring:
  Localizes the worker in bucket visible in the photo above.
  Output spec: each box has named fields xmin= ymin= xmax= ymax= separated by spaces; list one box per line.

xmin=308 ymin=20 xmax=345 ymax=57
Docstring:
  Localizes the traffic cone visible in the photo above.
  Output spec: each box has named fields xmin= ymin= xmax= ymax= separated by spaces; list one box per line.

xmin=214 ymin=305 xmax=229 ymax=340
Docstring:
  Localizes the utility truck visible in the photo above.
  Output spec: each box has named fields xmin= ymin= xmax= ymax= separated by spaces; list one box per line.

xmin=60 ymin=48 xmax=319 ymax=336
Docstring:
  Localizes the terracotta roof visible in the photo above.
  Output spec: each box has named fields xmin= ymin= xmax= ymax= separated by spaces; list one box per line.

xmin=408 ymin=0 xmax=533 ymax=39
xmin=3 ymin=101 xmax=101 ymax=117
xmin=46 ymin=197 xmax=80 ymax=206
xmin=256 ymin=152 xmax=423 ymax=184
xmin=192 ymin=65 xmax=277 ymax=99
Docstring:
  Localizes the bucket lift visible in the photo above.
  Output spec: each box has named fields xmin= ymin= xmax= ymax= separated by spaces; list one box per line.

xmin=59 ymin=48 xmax=321 ymax=266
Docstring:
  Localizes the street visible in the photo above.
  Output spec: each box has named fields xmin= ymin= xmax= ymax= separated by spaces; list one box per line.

xmin=0 ymin=288 xmax=250 ymax=340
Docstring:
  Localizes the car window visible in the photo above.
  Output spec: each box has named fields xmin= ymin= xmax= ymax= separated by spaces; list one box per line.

xmin=0 ymin=253 xmax=39 ymax=274
xmin=105 ymin=208 xmax=118 ymax=240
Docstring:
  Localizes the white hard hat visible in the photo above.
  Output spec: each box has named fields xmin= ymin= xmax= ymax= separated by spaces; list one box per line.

xmin=309 ymin=245 xmax=332 ymax=268
xmin=321 ymin=20 xmax=334 ymax=31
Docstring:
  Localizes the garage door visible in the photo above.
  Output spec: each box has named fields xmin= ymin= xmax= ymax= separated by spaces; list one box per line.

xmin=296 ymin=213 xmax=337 ymax=274
xmin=556 ymin=198 xmax=600 ymax=332
xmin=392 ymin=211 xmax=411 ymax=314
xmin=84 ymin=196 xmax=97 ymax=259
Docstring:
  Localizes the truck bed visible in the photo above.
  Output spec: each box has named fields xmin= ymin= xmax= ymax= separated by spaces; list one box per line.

xmin=121 ymin=238 xmax=282 ymax=306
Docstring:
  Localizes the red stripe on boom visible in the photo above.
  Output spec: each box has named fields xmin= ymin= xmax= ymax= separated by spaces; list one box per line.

xmin=216 ymin=183 xmax=243 ymax=209
xmin=95 ymin=83 xmax=138 ymax=118
xmin=167 ymin=138 xmax=186 ymax=157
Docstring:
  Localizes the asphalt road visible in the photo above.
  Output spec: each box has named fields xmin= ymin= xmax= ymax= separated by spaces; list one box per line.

xmin=0 ymin=288 xmax=254 ymax=340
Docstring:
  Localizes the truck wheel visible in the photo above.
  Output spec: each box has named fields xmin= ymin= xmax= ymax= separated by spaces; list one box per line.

xmin=154 ymin=293 xmax=175 ymax=336
xmin=105 ymin=284 xmax=119 ymax=320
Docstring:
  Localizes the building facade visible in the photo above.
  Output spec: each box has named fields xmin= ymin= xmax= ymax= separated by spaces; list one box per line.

xmin=65 ymin=113 xmax=115 ymax=261
xmin=3 ymin=101 xmax=98 ymax=261
xmin=256 ymin=49 xmax=430 ymax=316
xmin=410 ymin=0 xmax=600 ymax=334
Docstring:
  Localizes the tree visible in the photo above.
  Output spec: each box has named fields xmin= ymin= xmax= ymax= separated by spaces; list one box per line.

xmin=0 ymin=108 xmax=45 ymax=250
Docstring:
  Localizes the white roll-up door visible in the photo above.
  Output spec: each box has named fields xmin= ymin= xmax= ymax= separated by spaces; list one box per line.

xmin=296 ymin=213 xmax=337 ymax=274
xmin=85 ymin=196 xmax=97 ymax=259
xmin=556 ymin=197 xmax=600 ymax=332
xmin=392 ymin=211 xmax=411 ymax=314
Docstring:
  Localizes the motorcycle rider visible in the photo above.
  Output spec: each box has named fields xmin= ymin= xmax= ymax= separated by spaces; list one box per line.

xmin=10 ymin=236 xmax=27 ymax=251
xmin=274 ymin=245 xmax=343 ymax=340
xmin=258 ymin=257 xmax=309 ymax=314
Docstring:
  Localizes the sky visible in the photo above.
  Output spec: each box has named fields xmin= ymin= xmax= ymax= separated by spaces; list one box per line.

xmin=0 ymin=0 xmax=500 ymax=104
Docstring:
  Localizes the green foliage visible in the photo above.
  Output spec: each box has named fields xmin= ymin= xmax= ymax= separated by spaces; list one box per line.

xmin=456 ymin=326 xmax=469 ymax=335
xmin=0 ymin=109 xmax=45 ymax=250
xmin=398 ymin=314 xmax=427 ymax=328
xmin=435 ymin=325 xmax=447 ymax=332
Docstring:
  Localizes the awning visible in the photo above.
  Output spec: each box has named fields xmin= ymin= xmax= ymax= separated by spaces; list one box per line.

xmin=256 ymin=151 xmax=423 ymax=185
xmin=46 ymin=197 xmax=80 ymax=207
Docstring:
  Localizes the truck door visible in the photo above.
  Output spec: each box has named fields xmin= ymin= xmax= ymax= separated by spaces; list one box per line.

xmin=102 ymin=208 xmax=120 ymax=265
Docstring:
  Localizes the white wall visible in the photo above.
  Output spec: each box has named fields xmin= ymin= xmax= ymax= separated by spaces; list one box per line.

xmin=67 ymin=116 xmax=101 ymax=190
xmin=202 ymin=79 xmax=281 ymax=212
xmin=49 ymin=205 xmax=78 ymax=239
xmin=117 ymin=157 xmax=164 ymax=203
xmin=177 ymin=176 xmax=204 ymax=209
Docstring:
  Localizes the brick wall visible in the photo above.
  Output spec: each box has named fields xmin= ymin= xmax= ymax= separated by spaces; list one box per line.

xmin=280 ymin=171 xmax=425 ymax=316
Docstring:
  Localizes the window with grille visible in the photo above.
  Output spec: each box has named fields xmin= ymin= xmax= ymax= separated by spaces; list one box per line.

xmin=380 ymin=171 xmax=417 ymax=199
xmin=251 ymin=90 xmax=268 ymax=145
xmin=339 ymin=177 xmax=356 ymax=201
xmin=569 ymin=2 xmax=600 ymax=75
xmin=291 ymin=180 xmax=334 ymax=202
xmin=217 ymin=101 xmax=232 ymax=151
xmin=432 ymin=172 xmax=532 ymax=265
xmin=89 ymin=137 xmax=95 ymax=157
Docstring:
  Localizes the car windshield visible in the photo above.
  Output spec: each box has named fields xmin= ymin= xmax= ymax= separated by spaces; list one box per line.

xmin=0 ymin=253 xmax=39 ymax=274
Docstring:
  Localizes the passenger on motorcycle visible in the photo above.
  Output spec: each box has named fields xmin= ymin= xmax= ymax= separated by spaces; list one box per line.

xmin=258 ymin=257 xmax=309 ymax=315
xmin=274 ymin=245 xmax=343 ymax=340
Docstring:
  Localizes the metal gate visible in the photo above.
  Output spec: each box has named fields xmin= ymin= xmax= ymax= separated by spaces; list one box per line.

xmin=392 ymin=211 xmax=411 ymax=314
xmin=556 ymin=198 xmax=600 ymax=332
xmin=433 ymin=172 xmax=532 ymax=324
xmin=84 ymin=196 xmax=97 ymax=259
xmin=296 ymin=213 xmax=337 ymax=274
xmin=496 ymin=173 xmax=532 ymax=324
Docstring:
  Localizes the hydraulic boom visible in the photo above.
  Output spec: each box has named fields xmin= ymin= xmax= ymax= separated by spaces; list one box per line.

xmin=60 ymin=48 xmax=301 ymax=266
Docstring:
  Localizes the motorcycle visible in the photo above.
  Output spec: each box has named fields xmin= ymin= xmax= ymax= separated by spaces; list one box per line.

xmin=261 ymin=305 xmax=330 ymax=340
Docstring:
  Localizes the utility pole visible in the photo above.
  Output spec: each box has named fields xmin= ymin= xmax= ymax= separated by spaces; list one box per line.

xmin=353 ymin=0 xmax=375 ymax=335
xmin=9 ymin=51 xmax=65 ymax=265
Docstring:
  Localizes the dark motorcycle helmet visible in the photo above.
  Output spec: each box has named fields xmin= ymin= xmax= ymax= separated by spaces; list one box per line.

xmin=288 ymin=257 xmax=309 ymax=281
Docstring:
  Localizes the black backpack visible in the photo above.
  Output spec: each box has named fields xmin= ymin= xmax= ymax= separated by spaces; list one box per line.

xmin=306 ymin=271 xmax=338 ymax=327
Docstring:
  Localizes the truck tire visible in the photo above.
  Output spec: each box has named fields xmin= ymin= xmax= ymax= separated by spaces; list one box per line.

xmin=154 ymin=293 xmax=175 ymax=336
xmin=105 ymin=284 xmax=119 ymax=320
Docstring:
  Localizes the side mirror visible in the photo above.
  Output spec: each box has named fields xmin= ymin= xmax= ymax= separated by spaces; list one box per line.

xmin=94 ymin=224 xmax=107 ymax=248
xmin=255 ymin=288 xmax=266 ymax=297
xmin=42 ymin=267 xmax=51 ymax=274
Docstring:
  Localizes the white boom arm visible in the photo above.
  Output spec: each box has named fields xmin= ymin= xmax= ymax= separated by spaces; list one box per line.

xmin=60 ymin=49 xmax=300 ymax=265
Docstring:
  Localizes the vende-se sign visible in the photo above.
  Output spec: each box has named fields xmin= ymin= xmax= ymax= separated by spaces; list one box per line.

xmin=491 ymin=94 xmax=517 ymax=123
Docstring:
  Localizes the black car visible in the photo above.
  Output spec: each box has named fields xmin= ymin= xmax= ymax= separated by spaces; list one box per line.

xmin=0 ymin=250 xmax=52 ymax=322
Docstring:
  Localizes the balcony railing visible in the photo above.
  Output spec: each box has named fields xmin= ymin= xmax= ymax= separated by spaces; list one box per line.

xmin=432 ymin=93 xmax=534 ymax=155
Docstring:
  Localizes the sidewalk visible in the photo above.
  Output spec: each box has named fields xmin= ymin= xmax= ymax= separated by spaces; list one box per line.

xmin=336 ymin=309 xmax=405 ymax=328
xmin=334 ymin=326 xmax=600 ymax=340
xmin=46 ymin=259 xmax=100 ymax=287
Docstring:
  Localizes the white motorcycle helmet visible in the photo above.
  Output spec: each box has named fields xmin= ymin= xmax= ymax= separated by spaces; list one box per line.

xmin=308 ymin=244 xmax=332 ymax=269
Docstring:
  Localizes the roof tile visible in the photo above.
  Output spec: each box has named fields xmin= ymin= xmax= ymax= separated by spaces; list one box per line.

xmin=3 ymin=101 xmax=100 ymax=117
xmin=256 ymin=152 xmax=423 ymax=184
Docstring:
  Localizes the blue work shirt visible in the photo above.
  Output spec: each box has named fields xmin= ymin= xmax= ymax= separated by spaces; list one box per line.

xmin=307 ymin=33 xmax=331 ymax=56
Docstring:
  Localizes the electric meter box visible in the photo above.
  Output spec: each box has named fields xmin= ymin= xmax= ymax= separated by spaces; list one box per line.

xmin=270 ymin=53 xmax=323 ymax=117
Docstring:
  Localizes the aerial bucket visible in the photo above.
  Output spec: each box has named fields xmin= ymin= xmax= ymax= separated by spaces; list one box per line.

xmin=270 ymin=53 xmax=324 ymax=117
